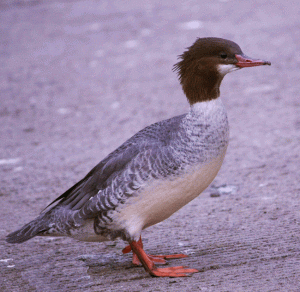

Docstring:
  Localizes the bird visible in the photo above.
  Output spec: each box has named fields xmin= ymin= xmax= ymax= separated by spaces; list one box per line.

xmin=6 ymin=37 xmax=271 ymax=277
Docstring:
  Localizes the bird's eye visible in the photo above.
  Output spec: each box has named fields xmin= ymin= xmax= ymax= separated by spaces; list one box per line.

xmin=220 ymin=53 xmax=227 ymax=59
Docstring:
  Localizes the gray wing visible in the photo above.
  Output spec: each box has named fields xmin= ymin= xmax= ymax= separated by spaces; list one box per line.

xmin=45 ymin=113 xmax=186 ymax=212
xmin=6 ymin=114 xmax=186 ymax=243
xmin=75 ymin=141 xmax=182 ymax=222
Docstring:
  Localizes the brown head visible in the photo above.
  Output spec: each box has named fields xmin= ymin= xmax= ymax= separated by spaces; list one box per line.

xmin=173 ymin=37 xmax=271 ymax=105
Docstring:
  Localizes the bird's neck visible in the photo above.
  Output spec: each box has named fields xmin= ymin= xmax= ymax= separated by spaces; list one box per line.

xmin=181 ymin=69 xmax=223 ymax=105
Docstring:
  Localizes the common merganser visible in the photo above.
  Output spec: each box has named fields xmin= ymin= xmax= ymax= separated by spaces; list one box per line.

xmin=6 ymin=37 xmax=271 ymax=277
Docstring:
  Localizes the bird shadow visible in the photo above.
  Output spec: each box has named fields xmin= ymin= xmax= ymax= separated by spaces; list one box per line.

xmin=76 ymin=253 xmax=149 ymax=282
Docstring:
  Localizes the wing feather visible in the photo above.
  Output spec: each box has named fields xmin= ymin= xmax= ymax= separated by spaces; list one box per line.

xmin=44 ymin=114 xmax=185 ymax=213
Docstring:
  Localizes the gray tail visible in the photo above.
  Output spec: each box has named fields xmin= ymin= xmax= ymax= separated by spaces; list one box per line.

xmin=6 ymin=218 xmax=50 ymax=244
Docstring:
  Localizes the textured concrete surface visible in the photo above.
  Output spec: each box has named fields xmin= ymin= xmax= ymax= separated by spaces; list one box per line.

xmin=0 ymin=0 xmax=299 ymax=291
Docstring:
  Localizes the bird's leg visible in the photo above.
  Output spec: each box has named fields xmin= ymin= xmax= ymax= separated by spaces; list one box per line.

xmin=122 ymin=236 xmax=188 ymax=265
xmin=128 ymin=239 xmax=198 ymax=277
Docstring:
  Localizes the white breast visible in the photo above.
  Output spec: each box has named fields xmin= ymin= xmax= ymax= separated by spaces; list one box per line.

xmin=114 ymin=150 xmax=227 ymax=241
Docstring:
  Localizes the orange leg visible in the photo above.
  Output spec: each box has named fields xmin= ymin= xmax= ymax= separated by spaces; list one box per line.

xmin=128 ymin=238 xmax=198 ymax=277
xmin=123 ymin=237 xmax=198 ymax=277
xmin=122 ymin=236 xmax=188 ymax=265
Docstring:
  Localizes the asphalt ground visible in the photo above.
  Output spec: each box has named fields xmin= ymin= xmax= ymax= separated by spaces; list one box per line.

xmin=0 ymin=0 xmax=299 ymax=291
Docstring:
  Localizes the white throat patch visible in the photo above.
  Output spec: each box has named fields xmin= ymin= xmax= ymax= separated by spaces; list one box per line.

xmin=217 ymin=64 xmax=240 ymax=76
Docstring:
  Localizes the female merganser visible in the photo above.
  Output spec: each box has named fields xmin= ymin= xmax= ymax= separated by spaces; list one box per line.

xmin=6 ymin=38 xmax=271 ymax=277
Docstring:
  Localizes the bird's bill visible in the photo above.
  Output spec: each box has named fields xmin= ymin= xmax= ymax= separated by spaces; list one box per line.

xmin=235 ymin=54 xmax=271 ymax=67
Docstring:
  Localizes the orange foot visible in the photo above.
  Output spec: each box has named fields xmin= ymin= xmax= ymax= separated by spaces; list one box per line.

xmin=125 ymin=237 xmax=198 ymax=277
xmin=122 ymin=236 xmax=188 ymax=265
xmin=149 ymin=266 xmax=199 ymax=277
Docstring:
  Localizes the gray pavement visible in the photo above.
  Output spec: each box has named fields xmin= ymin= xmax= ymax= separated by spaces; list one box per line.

xmin=0 ymin=0 xmax=299 ymax=291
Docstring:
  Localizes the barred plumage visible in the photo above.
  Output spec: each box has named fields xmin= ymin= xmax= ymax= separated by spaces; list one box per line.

xmin=6 ymin=102 xmax=228 ymax=244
